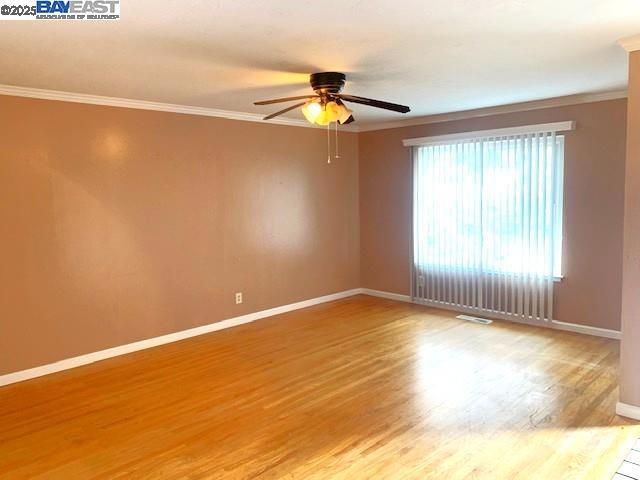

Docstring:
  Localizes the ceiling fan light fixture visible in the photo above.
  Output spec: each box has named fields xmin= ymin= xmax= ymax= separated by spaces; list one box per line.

xmin=315 ymin=107 xmax=331 ymax=126
xmin=301 ymin=100 xmax=322 ymax=124
xmin=324 ymin=101 xmax=340 ymax=124
xmin=336 ymin=103 xmax=353 ymax=124
xmin=312 ymin=101 xmax=352 ymax=126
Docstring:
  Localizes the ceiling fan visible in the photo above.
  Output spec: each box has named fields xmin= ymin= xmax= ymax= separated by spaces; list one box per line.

xmin=254 ymin=72 xmax=411 ymax=125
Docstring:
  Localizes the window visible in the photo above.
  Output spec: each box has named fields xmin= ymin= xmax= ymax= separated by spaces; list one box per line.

xmin=408 ymin=123 xmax=569 ymax=321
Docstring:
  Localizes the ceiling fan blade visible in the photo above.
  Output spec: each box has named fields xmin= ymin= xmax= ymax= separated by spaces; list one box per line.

xmin=338 ymin=94 xmax=410 ymax=113
xmin=263 ymin=102 xmax=307 ymax=120
xmin=254 ymin=95 xmax=319 ymax=105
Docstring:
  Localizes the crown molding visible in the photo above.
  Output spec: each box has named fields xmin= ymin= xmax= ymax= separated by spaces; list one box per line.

xmin=0 ymin=83 xmax=345 ymax=130
xmin=618 ymin=34 xmax=640 ymax=52
xmin=0 ymin=83 xmax=626 ymax=134
xmin=357 ymin=90 xmax=627 ymax=132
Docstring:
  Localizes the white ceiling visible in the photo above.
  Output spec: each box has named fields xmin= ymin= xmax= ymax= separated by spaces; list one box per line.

xmin=1 ymin=0 xmax=638 ymax=125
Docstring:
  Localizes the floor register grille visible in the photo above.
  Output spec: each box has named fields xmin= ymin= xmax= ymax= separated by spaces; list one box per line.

xmin=613 ymin=439 xmax=640 ymax=479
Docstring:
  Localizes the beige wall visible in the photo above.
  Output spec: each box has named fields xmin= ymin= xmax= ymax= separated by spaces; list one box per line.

xmin=620 ymin=50 xmax=640 ymax=408
xmin=360 ymin=99 xmax=627 ymax=330
xmin=0 ymin=96 xmax=360 ymax=375
xmin=0 ymin=94 xmax=628 ymax=376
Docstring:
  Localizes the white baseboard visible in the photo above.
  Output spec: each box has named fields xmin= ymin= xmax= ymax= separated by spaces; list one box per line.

xmin=0 ymin=288 xmax=363 ymax=387
xmin=360 ymin=288 xmax=413 ymax=303
xmin=551 ymin=319 xmax=620 ymax=340
xmin=360 ymin=289 xmax=621 ymax=340
xmin=0 ymin=287 xmax=621 ymax=387
xmin=616 ymin=402 xmax=640 ymax=421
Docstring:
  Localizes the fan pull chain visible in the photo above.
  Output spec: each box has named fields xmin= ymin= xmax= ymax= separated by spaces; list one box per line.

xmin=327 ymin=122 xmax=331 ymax=164
xmin=334 ymin=121 xmax=340 ymax=159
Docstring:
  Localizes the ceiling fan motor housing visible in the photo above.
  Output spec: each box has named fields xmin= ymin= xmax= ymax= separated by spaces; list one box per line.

xmin=310 ymin=72 xmax=346 ymax=95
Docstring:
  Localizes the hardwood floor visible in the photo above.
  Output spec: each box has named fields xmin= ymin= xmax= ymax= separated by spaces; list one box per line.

xmin=0 ymin=295 xmax=638 ymax=479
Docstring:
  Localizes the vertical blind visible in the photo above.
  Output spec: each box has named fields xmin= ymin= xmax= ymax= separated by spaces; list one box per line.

xmin=411 ymin=129 xmax=565 ymax=322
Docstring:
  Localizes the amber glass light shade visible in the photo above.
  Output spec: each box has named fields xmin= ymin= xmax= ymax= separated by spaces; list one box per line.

xmin=301 ymin=100 xmax=352 ymax=125
xmin=301 ymin=100 xmax=322 ymax=123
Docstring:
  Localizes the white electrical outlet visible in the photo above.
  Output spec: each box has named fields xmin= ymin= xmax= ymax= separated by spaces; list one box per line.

xmin=235 ymin=292 xmax=243 ymax=304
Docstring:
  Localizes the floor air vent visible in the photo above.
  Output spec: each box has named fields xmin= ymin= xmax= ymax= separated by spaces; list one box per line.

xmin=456 ymin=315 xmax=493 ymax=325
xmin=612 ymin=438 xmax=640 ymax=480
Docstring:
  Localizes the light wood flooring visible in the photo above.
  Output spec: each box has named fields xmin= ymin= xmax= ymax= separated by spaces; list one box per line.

xmin=1 ymin=295 xmax=638 ymax=479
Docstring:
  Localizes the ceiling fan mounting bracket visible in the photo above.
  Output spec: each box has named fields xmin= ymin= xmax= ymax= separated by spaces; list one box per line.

xmin=310 ymin=72 xmax=346 ymax=95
